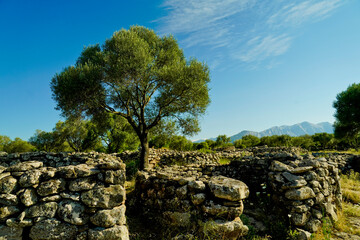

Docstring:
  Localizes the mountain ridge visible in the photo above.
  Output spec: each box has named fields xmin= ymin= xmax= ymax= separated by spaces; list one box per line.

xmin=195 ymin=121 xmax=334 ymax=143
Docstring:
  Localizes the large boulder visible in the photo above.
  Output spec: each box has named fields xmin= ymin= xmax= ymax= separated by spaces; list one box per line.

xmin=209 ymin=176 xmax=249 ymax=201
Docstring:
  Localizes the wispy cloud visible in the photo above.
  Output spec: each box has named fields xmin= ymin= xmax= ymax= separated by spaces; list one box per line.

xmin=235 ymin=34 xmax=292 ymax=63
xmin=267 ymin=0 xmax=343 ymax=27
xmin=157 ymin=0 xmax=345 ymax=69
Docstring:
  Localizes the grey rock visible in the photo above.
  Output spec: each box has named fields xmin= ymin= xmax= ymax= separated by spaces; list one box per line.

xmin=60 ymin=192 xmax=81 ymax=201
xmin=90 ymin=205 xmax=126 ymax=227
xmin=289 ymin=166 xmax=313 ymax=174
xmin=81 ymin=185 xmax=125 ymax=208
xmin=88 ymin=225 xmax=129 ymax=240
xmin=6 ymin=218 xmax=33 ymax=227
xmin=29 ymin=218 xmax=77 ymax=240
xmin=0 ymin=194 xmax=18 ymax=205
xmin=270 ymin=161 xmax=293 ymax=171
xmin=290 ymin=212 xmax=311 ymax=226
xmin=57 ymin=164 xmax=100 ymax=178
xmin=176 ymin=185 xmax=188 ymax=199
xmin=104 ymin=170 xmax=126 ymax=185
xmin=0 ymin=225 xmax=22 ymax=240
xmin=285 ymin=187 xmax=315 ymax=200
xmin=69 ymin=177 xmax=96 ymax=192
xmin=209 ymin=176 xmax=249 ymax=201
xmin=0 ymin=206 xmax=20 ymax=219
xmin=202 ymin=200 xmax=243 ymax=218
xmin=0 ymin=176 xmax=17 ymax=194
xmin=305 ymin=219 xmax=321 ymax=232
xmin=57 ymin=200 xmax=89 ymax=225
xmin=8 ymin=161 xmax=43 ymax=172
xmin=19 ymin=170 xmax=42 ymax=187
xmin=26 ymin=202 xmax=58 ymax=218
xmin=296 ymin=228 xmax=311 ymax=240
xmin=191 ymin=193 xmax=206 ymax=205
xmin=203 ymin=219 xmax=248 ymax=240
xmin=37 ymin=179 xmax=66 ymax=196
xmin=40 ymin=195 xmax=61 ymax=202
xmin=163 ymin=211 xmax=191 ymax=227
xmin=188 ymin=180 xmax=206 ymax=192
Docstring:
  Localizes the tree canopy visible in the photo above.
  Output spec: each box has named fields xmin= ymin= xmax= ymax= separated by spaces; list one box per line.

xmin=333 ymin=83 xmax=360 ymax=147
xmin=51 ymin=26 xmax=210 ymax=169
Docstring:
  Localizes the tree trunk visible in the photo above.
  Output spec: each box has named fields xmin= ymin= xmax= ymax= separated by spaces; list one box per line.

xmin=139 ymin=133 xmax=150 ymax=170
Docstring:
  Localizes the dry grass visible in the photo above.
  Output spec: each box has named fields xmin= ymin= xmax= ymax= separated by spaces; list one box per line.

xmin=332 ymin=172 xmax=360 ymax=236
xmin=334 ymin=210 xmax=360 ymax=236
xmin=340 ymin=171 xmax=360 ymax=203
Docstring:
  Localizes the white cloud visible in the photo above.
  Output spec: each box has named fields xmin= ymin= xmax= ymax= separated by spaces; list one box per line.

xmin=267 ymin=0 xmax=343 ymax=27
xmin=157 ymin=0 xmax=345 ymax=68
xmin=236 ymin=34 xmax=292 ymax=63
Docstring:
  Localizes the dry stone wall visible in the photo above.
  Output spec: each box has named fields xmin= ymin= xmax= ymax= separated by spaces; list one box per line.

xmin=0 ymin=152 xmax=129 ymax=240
xmin=217 ymin=152 xmax=342 ymax=236
xmin=134 ymin=165 xmax=250 ymax=240
xmin=133 ymin=148 xmax=344 ymax=239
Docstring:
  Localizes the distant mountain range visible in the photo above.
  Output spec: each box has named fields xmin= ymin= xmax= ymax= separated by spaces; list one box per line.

xmin=195 ymin=122 xmax=334 ymax=143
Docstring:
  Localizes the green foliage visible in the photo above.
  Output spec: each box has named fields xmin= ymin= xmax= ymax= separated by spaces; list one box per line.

xmin=215 ymin=135 xmax=231 ymax=148
xmin=312 ymin=133 xmax=334 ymax=150
xmin=29 ymin=129 xmax=71 ymax=152
xmin=0 ymin=135 xmax=11 ymax=152
xmin=333 ymin=83 xmax=360 ymax=147
xmin=126 ymin=159 xmax=139 ymax=180
xmin=291 ymin=135 xmax=314 ymax=150
xmin=219 ymin=158 xmax=231 ymax=165
xmin=54 ymin=118 xmax=102 ymax=152
xmin=149 ymin=120 xmax=178 ymax=149
xmin=242 ymin=135 xmax=260 ymax=148
xmin=94 ymin=113 xmax=139 ymax=153
xmin=168 ymin=135 xmax=193 ymax=151
xmin=51 ymin=26 xmax=210 ymax=169
xmin=3 ymin=137 xmax=36 ymax=153
xmin=233 ymin=139 xmax=246 ymax=149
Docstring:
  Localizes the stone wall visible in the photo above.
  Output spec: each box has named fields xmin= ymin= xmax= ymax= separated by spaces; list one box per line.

xmin=133 ymin=148 xmax=343 ymax=239
xmin=119 ymin=148 xmax=220 ymax=168
xmin=134 ymin=164 xmax=250 ymax=239
xmin=0 ymin=152 xmax=129 ymax=240
xmin=218 ymin=152 xmax=342 ymax=237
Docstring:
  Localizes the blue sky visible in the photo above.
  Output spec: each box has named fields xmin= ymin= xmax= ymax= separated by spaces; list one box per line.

xmin=1 ymin=0 xmax=360 ymax=141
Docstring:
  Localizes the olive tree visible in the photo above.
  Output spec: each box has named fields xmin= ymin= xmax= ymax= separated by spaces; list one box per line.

xmin=51 ymin=26 xmax=210 ymax=169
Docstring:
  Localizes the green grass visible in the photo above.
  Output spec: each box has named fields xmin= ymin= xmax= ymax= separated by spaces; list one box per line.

xmin=219 ymin=157 xmax=231 ymax=165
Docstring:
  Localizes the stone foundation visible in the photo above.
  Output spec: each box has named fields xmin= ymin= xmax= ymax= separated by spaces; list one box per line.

xmin=0 ymin=152 xmax=129 ymax=240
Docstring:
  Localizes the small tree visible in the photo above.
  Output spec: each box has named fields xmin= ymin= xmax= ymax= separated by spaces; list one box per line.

xmin=333 ymin=83 xmax=360 ymax=148
xmin=241 ymin=135 xmax=260 ymax=148
xmin=51 ymin=26 xmax=210 ymax=169
xmin=215 ymin=135 xmax=231 ymax=148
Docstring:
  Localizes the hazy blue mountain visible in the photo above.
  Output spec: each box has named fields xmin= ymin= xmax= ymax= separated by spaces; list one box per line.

xmin=195 ymin=122 xmax=334 ymax=143
xmin=230 ymin=122 xmax=334 ymax=142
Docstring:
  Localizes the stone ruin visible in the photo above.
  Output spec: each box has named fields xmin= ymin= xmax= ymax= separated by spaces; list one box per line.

xmin=0 ymin=152 xmax=128 ymax=240
xmin=0 ymin=147 xmax=358 ymax=239
xmin=131 ymin=147 xmax=349 ymax=239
